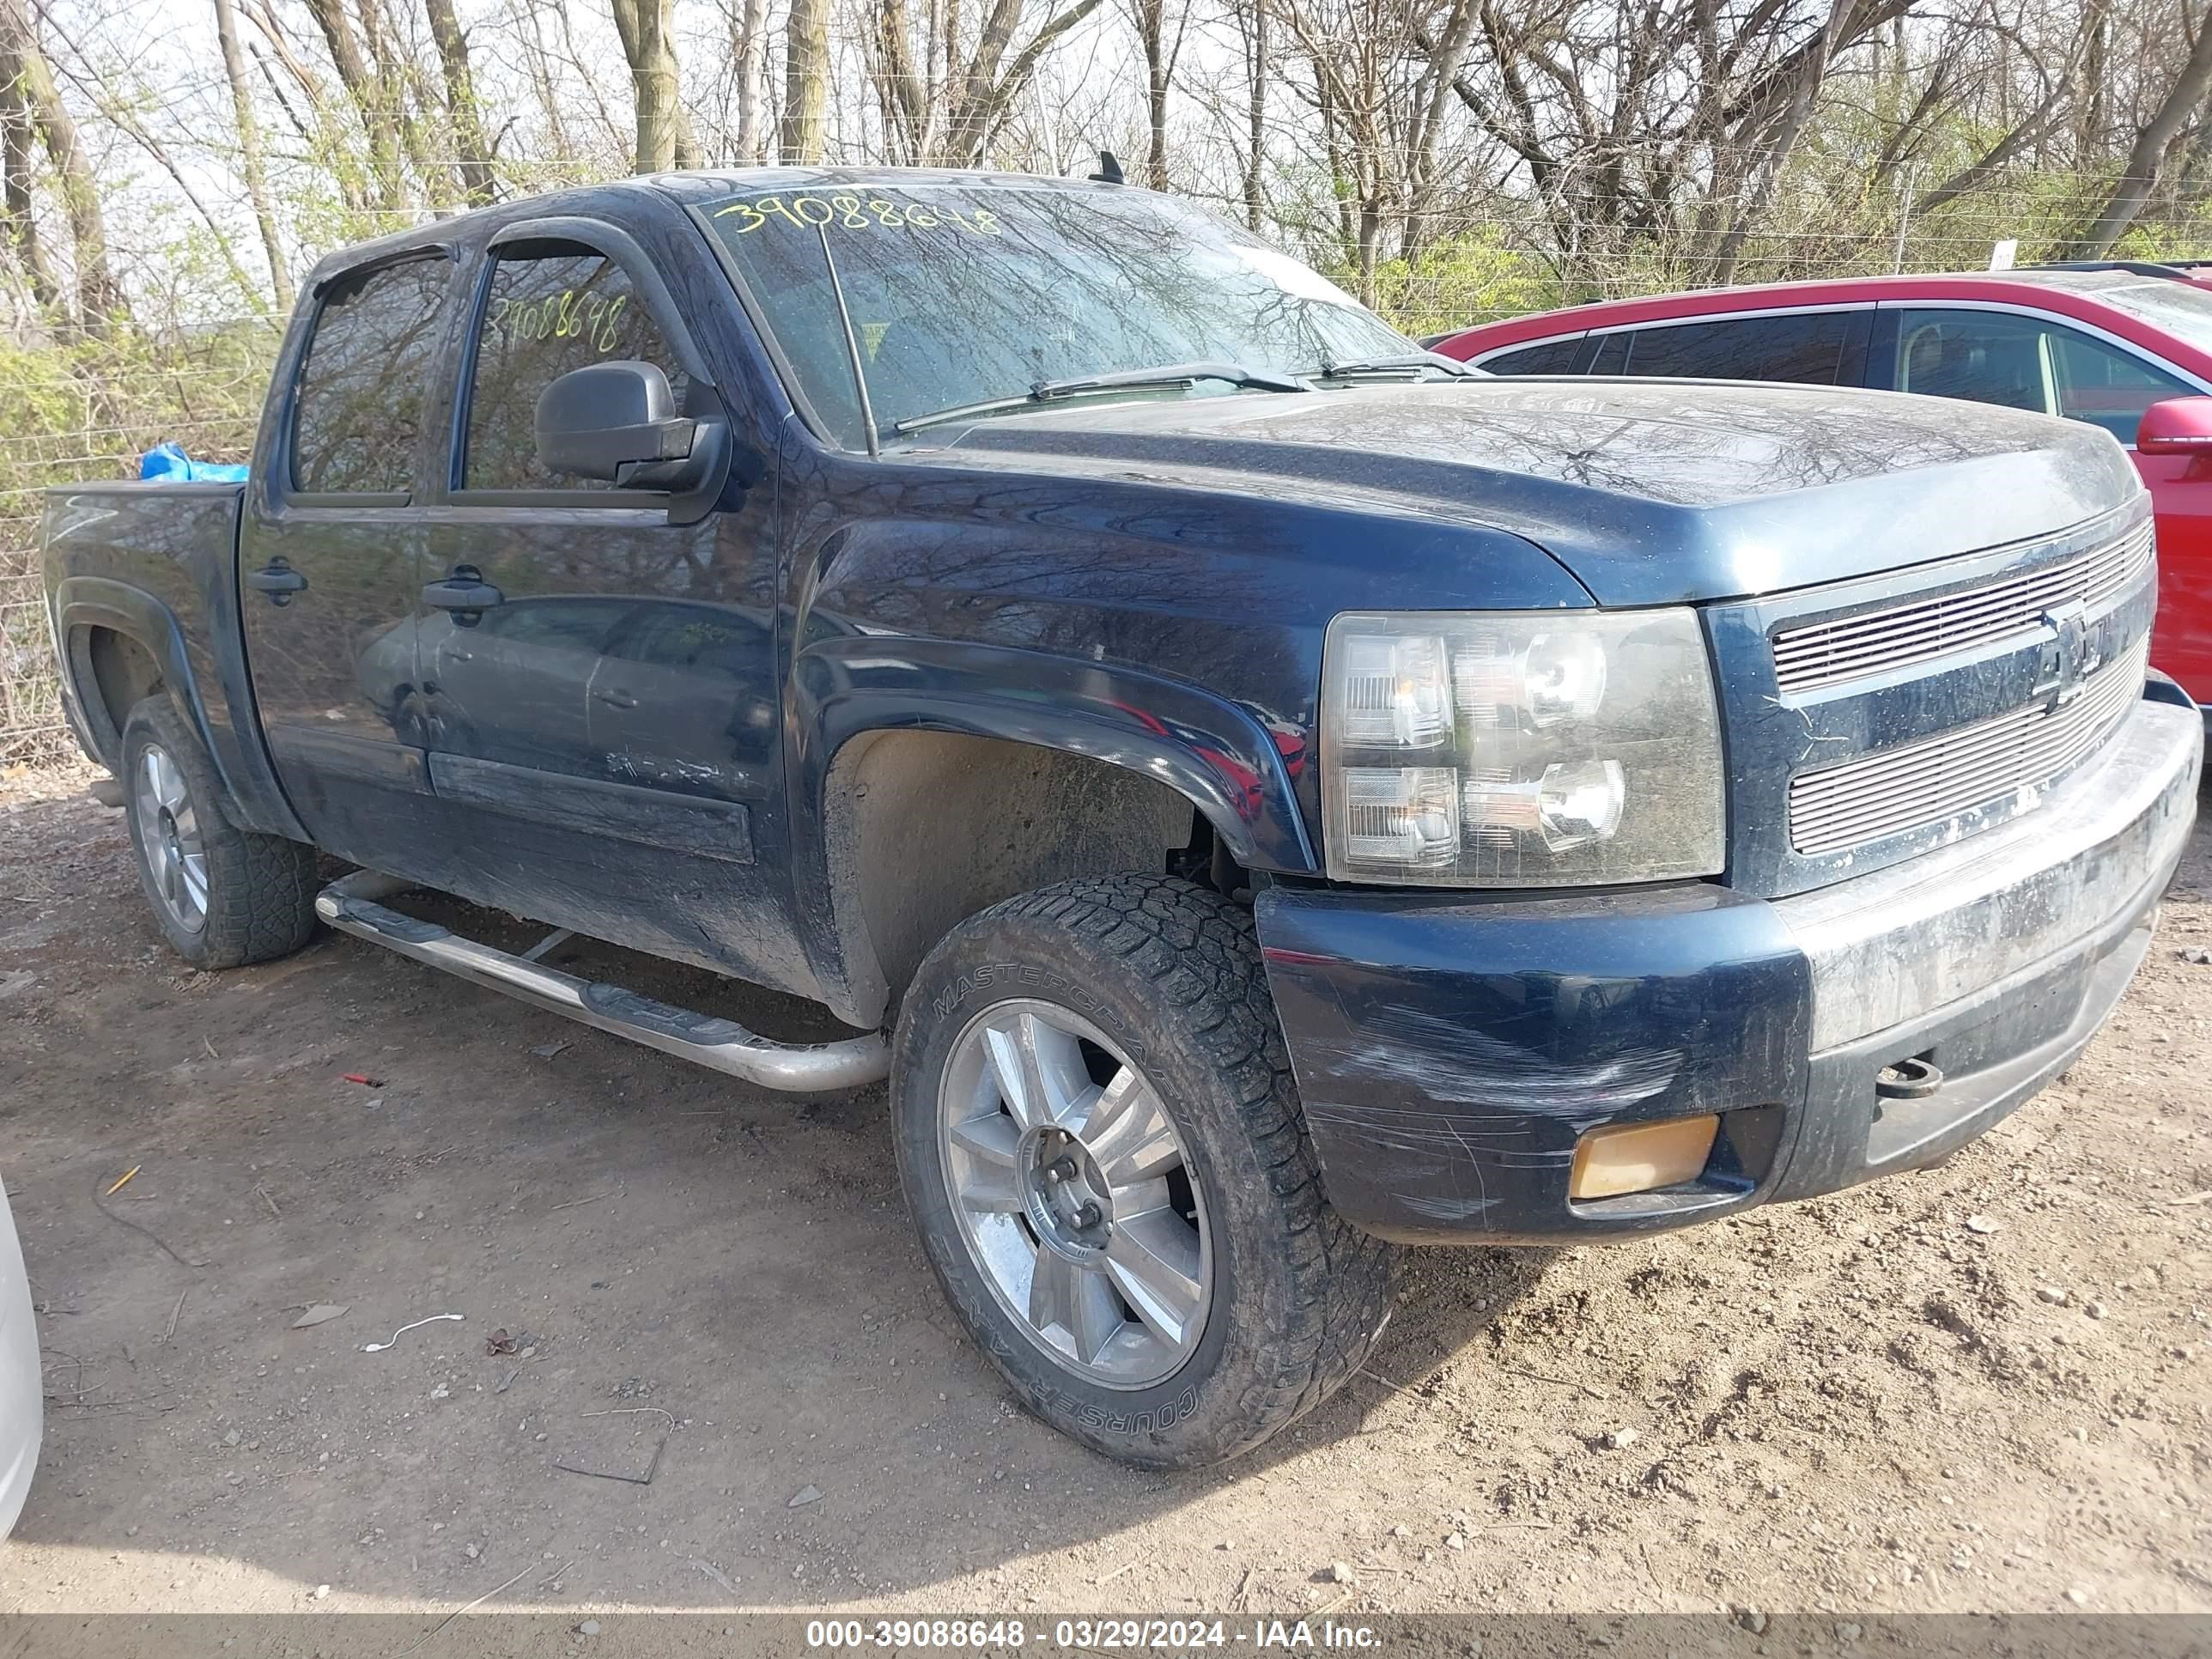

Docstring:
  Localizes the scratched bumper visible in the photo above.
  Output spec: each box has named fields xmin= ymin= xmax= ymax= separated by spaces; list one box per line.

xmin=1256 ymin=684 xmax=2202 ymax=1245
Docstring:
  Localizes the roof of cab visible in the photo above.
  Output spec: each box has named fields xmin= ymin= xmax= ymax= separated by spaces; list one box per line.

xmin=300 ymin=166 xmax=1129 ymax=287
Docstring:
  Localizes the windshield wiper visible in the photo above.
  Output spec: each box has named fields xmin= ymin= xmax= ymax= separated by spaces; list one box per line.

xmin=1313 ymin=353 xmax=1476 ymax=381
xmin=1033 ymin=361 xmax=1311 ymax=398
xmin=894 ymin=361 xmax=1310 ymax=436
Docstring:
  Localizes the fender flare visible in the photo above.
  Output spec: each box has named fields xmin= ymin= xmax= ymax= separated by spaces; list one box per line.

xmin=793 ymin=635 xmax=1318 ymax=873
xmin=52 ymin=577 xmax=267 ymax=829
xmin=787 ymin=635 xmax=1319 ymax=1028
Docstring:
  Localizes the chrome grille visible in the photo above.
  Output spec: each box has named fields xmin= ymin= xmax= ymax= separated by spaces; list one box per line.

xmin=1788 ymin=636 xmax=2149 ymax=855
xmin=1772 ymin=520 xmax=2154 ymax=695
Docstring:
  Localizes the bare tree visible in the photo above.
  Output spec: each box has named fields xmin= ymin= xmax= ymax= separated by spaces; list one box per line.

xmin=613 ymin=0 xmax=701 ymax=172
xmin=0 ymin=0 xmax=126 ymax=337
xmin=731 ymin=0 xmax=771 ymax=163
xmin=214 ymin=0 xmax=294 ymax=308
xmin=2073 ymin=3 xmax=2212 ymax=252
xmin=299 ymin=0 xmax=408 ymax=208
xmin=1127 ymin=0 xmax=1190 ymax=187
xmin=0 ymin=53 xmax=58 ymax=316
xmin=422 ymin=0 xmax=496 ymax=203
xmin=1238 ymin=0 xmax=1268 ymax=230
xmin=782 ymin=0 xmax=830 ymax=161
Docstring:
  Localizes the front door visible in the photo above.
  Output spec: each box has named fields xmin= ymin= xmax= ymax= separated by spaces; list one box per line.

xmin=412 ymin=220 xmax=793 ymax=988
xmin=239 ymin=254 xmax=457 ymax=868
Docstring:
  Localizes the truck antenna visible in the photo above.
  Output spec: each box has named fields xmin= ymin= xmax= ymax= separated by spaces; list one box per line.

xmin=1089 ymin=150 xmax=1124 ymax=185
xmin=817 ymin=223 xmax=881 ymax=461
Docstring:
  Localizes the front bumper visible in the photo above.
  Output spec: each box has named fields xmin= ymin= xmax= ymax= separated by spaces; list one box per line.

xmin=1256 ymin=684 xmax=2203 ymax=1244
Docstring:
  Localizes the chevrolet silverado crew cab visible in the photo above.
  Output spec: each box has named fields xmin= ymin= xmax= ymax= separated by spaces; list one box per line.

xmin=41 ymin=168 xmax=2203 ymax=1468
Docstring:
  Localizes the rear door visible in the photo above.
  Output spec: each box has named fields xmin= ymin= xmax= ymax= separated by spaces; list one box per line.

xmin=239 ymin=252 xmax=458 ymax=867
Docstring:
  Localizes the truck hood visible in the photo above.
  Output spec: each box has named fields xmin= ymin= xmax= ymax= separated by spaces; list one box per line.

xmin=917 ymin=378 xmax=2143 ymax=605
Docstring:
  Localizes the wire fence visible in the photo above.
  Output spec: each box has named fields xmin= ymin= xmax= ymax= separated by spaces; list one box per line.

xmin=2 ymin=168 xmax=2203 ymax=770
xmin=0 ymin=333 xmax=272 ymax=769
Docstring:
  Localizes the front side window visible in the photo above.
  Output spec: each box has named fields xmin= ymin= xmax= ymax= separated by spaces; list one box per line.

xmin=1616 ymin=312 xmax=1859 ymax=384
xmin=2047 ymin=328 xmax=2193 ymax=445
xmin=702 ymin=185 xmax=1413 ymax=447
xmin=463 ymin=241 xmax=688 ymax=491
xmin=290 ymin=258 xmax=453 ymax=495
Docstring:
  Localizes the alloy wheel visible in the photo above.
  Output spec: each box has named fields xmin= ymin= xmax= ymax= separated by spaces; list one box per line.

xmin=132 ymin=742 xmax=209 ymax=933
xmin=937 ymin=999 xmax=1212 ymax=1389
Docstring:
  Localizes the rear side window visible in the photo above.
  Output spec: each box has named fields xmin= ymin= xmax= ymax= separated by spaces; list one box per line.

xmin=290 ymin=258 xmax=452 ymax=495
xmin=1618 ymin=312 xmax=1860 ymax=384
xmin=462 ymin=242 xmax=688 ymax=492
xmin=1480 ymin=337 xmax=1583 ymax=374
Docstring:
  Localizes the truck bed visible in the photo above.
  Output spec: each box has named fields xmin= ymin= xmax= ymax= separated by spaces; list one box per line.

xmin=39 ymin=479 xmax=286 ymax=834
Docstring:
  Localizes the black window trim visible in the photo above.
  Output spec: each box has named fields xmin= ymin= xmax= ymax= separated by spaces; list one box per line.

xmin=280 ymin=245 xmax=459 ymax=509
xmin=1607 ymin=303 xmax=1873 ymax=386
xmin=682 ymin=201 xmax=837 ymax=452
xmin=445 ymin=214 xmax=718 ymax=508
xmin=1467 ymin=331 xmax=1587 ymax=374
xmin=1580 ymin=299 xmax=1869 ymax=340
xmin=1473 ymin=301 xmax=1881 ymax=384
xmin=1863 ymin=297 xmax=2212 ymax=448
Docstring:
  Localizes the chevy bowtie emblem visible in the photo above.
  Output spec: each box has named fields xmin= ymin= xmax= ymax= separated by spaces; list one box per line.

xmin=2033 ymin=600 xmax=2099 ymax=712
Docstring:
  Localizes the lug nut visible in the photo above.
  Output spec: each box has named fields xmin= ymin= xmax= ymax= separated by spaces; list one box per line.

xmin=1046 ymin=1157 xmax=1077 ymax=1183
xmin=1074 ymin=1202 xmax=1102 ymax=1229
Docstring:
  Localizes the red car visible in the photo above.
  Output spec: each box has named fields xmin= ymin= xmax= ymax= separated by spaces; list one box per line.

xmin=1435 ymin=270 xmax=2212 ymax=704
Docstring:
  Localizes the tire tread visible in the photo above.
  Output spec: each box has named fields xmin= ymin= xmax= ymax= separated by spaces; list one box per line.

xmin=909 ymin=874 xmax=1398 ymax=1467
xmin=121 ymin=696 xmax=318 ymax=969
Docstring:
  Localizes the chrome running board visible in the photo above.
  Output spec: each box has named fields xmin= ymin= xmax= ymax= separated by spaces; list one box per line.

xmin=313 ymin=870 xmax=890 ymax=1093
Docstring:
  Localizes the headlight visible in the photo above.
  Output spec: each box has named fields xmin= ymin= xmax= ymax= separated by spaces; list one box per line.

xmin=1321 ymin=609 xmax=1724 ymax=886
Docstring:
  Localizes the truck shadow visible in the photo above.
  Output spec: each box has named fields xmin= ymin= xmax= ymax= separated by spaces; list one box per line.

xmin=0 ymin=789 xmax=1571 ymax=1609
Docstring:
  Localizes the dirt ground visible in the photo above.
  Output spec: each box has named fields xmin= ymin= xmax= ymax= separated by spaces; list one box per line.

xmin=0 ymin=759 xmax=2208 ymax=1626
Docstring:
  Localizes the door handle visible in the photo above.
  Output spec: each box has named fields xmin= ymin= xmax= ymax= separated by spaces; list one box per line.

xmin=246 ymin=558 xmax=308 ymax=606
xmin=422 ymin=565 xmax=504 ymax=624
xmin=592 ymin=690 xmax=639 ymax=709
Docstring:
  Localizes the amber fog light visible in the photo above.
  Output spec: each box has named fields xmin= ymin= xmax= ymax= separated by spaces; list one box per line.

xmin=1569 ymin=1115 xmax=1719 ymax=1200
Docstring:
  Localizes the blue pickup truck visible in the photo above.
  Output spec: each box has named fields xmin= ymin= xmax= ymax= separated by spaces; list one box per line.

xmin=40 ymin=167 xmax=2203 ymax=1468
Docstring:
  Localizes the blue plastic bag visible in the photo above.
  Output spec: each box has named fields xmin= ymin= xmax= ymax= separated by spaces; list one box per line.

xmin=140 ymin=441 xmax=249 ymax=483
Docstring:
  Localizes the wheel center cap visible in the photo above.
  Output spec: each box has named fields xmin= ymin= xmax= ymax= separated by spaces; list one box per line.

xmin=1016 ymin=1124 xmax=1110 ymax=1263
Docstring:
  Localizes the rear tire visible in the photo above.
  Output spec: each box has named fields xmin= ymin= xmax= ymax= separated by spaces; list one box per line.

xmin=118 ymin=696 xmax=318 ymax=969
xmin=892 ymin=874 xmax=1399 ymax=1468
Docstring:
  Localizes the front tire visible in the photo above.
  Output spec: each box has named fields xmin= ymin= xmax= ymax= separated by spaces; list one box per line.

xmin=119 ymin=696 xmax=318 ymax=969
xmin=892 ymin=875 xmax=1399 ymax=1468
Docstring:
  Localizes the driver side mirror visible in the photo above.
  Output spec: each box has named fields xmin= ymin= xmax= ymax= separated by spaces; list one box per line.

xmin=2136 ymin=396 xmax=2212 ymax=455
xmin=535 ymin=360 xmax=705 ymax=487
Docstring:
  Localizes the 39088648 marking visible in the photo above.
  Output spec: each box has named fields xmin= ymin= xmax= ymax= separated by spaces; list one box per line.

xmin=803 ymin=1619 xmax=1242 ymax=1649
xmin=805 ymin=1620 xmax=1029 ymax=1649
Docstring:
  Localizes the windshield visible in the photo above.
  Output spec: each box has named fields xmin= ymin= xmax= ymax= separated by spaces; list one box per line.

xmin=2092 ymin=278 xmax=2212 ymax=359
xmin=702 ymin=181 xmax=1413 ymax=447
